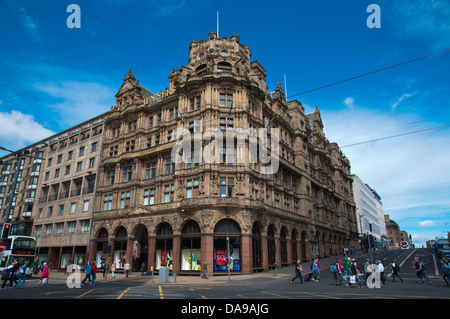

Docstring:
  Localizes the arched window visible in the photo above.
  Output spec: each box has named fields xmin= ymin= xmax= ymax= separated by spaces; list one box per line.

xmin=217 ymin=62 xmax=232 ymax=73
xmin=157 ymin=223 xmax=173 ymax=236
xmin=214 ymin=218 xmax=240 ymax=234
xmin=195 ymin=64 xmax=207 ymax=75
xmin=182 ymin=220 xmax=200 ymax=234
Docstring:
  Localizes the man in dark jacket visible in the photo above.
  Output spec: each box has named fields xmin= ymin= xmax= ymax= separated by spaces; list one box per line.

xmin=291 ymin=260 xmax=303 ymax=284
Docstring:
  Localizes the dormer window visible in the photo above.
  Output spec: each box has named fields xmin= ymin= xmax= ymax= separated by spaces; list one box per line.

xmin=217 ymin=62 xmax=232 ymax=73
xmin=195 ymin=64 xmax=207 ymax=75
xmin=221 ymin=51 xmax=228 ymax=57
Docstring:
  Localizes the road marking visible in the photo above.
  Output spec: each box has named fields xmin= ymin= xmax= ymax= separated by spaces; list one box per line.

xmin=117 ymin=287 xmax=131 ymax=299
xmin=159 ymin=285 xmax=164 ymax=299
xmin=262 ymin=291 xmax=294 ymax=299
xmin=76 ymin=289 xmax=95 ymax=299
xmin=400 ymin=249 xmax=417 ymax=268
xmin=200 ymin=295 xmax=207 ymax=299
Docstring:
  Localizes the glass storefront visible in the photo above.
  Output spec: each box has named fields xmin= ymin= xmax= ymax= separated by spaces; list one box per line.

xmin=155 ymin=223 xmax=173 ymax=270
xmin=213 ymin=219 xmax=241 ymax=272
xmin=181 ymin=220 xmax=201 ymax=272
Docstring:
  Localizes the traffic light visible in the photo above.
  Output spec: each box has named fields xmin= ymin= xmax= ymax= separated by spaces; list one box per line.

xmin=1 ymin=223 xmax=11 ymax=239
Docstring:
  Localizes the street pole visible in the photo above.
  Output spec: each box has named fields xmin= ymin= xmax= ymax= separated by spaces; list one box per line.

xmin=227 ymin=236 xmax=230 ymax=282
xmin=367 ymin=232 xmax=373 ymax=264
xmin=275 ymin=239 xmax=277 ymax=277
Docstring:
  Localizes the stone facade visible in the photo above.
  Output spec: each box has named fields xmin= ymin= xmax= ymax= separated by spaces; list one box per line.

xmin=89 ymin=31 xmax=358 ymax=275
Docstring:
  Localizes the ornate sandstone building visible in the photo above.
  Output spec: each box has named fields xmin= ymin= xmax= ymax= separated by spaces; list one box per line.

xmin=89 ymin=31 xmax=358 ymax=274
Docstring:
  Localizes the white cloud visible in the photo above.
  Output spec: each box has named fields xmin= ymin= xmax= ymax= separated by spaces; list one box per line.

xmin=0 ymin=110 xmax=55 ymax=150
xmin=343 ymin=97 xmax=355 ymax=108
xmin=322 ymin=102 xmax=450 ymax=222
xmin=390 ymin=92 xmax=417 ymax=110
xmin=18 ymin=6 xmax=41 ymax=43
xmin=33 ymin=81 xmax=114 ymax=127
xmin=419 ymin=220 xmax=436 ymax=227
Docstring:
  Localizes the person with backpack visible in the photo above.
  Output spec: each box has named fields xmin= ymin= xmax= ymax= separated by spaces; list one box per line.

xmin=390 ymin=259 xmax=403 ymax=282
xmin=330 ymin=260 xmax=339 ymax=286
xmin=415 ymin=257 xmax=432 ymax=284
xmin=81 ymin=261 xmax=92 ymax=285
xmin=291 ymin=259 xmax=303 ymax=284
xmin=16 ymin=260 xmax=28 ymax=288
xmin=311 ymin=257 xmax=320 ymax=282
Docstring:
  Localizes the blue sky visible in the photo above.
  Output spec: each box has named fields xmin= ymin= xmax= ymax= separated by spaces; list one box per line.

xmin=0 ymin=0 xmax=449 ymax=247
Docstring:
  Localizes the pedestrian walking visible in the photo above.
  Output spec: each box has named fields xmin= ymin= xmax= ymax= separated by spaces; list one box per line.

xmin=140 ymin=262 xmax=146 ymax=276
xmin=201 ymin=261 xmax=208 ymax=279
xmin=124 ymin=261 xmax=131 ymax=278
xmin=102 ymin=260 xmax=109 ymax=280
xmin=291 ymin=260 xmax=303 ymax=284
xmin=91 ymin=262 xmax=97 ymax=285
xmin=336 ymin=259 xmax=344 ymax=285
xmin=111 ymin=262 xmax=116 ymax=278
xmin=311 ymin=257 xmax=320 ymax=282
xmin=376 ymin=260 xmax=386 ymax=285
xmin=65 ymin=261 xmax=71 ymax=275
xmin=415 ymin=257 xmax=432 ymax=284
xmin=37 ymin=262 xmax=49 ymax=285
xmin=81 ymin=261 xmax=92 ymax=285
xmin=390 ymin=259 xmax=403 ymax=282
xmin=1 ymin=262 xmax=15 ymax=289
xmin=363 ymin=258 xmax=372 ymax=284
xmin=330 ymin=260 xmax=339 ymax=286
xmin=346 ymin=260 xmax=363 ymax=288
xmin=16 ymin=260 xmax=28 ymax=288
xmin=441 ymin=259 xmax=449 ymax=287
xmin=344 ymin=257 xmax=352 ymax=277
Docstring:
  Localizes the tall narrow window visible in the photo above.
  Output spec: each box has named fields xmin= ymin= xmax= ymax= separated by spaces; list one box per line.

xmin=120 ymin=191 xmax=131 ymax=209
xmin=144 ymin=188 xmax=155 ymax=206
xmin=122 ymin=166 xmax=132 ymax=182
xmin=219 ymin=177 xmax=234 ymax=197
xmin=186 ymin=179 xmax=199 ymax=198
xmin=103 ymin=194 xmax=113 ymax=211
xmin=164 ymin=184 xmax=174 ymax=203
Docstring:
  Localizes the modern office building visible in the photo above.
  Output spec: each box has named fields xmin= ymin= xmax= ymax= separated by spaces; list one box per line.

xmin=352 ymin=174 xmax=388 ymax=250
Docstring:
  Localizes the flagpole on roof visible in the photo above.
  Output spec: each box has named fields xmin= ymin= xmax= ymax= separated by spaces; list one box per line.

xmin=217 ymin=11 xmax=219 ymax=38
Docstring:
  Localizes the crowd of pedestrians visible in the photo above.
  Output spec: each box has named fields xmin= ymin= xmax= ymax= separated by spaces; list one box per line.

xmin=290 ymin=251 xmax=450 ymax=289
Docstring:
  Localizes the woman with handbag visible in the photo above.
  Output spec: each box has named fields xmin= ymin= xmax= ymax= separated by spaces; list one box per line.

xmin=37 ymin=262 xmax=49 ymax=285
xmin=347 ymin=260 xmax=363 ymax=288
